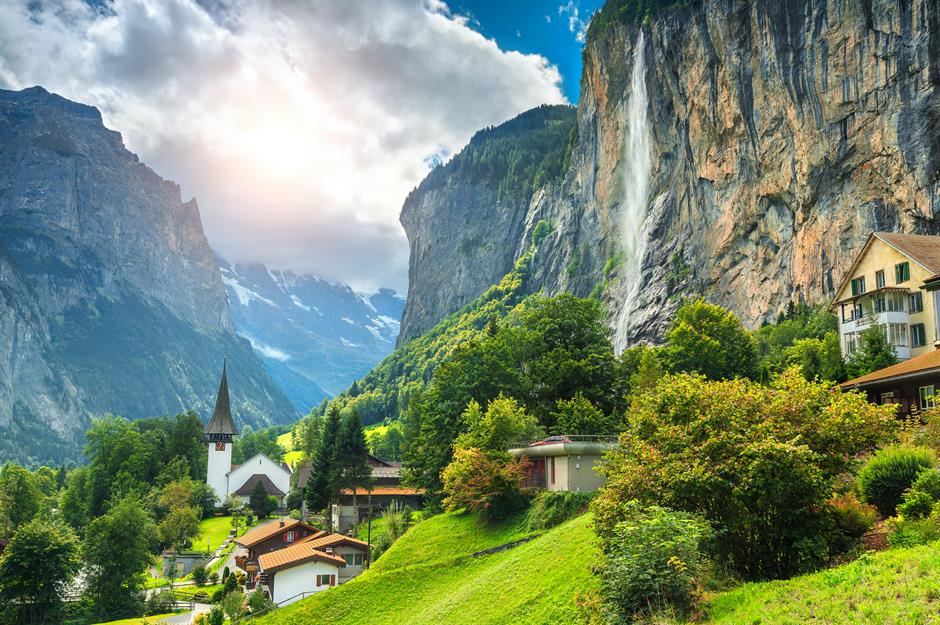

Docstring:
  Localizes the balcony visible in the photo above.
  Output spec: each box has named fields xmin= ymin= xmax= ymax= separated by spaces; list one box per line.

xmin=842 ymin=310 xmax=909 ymax=334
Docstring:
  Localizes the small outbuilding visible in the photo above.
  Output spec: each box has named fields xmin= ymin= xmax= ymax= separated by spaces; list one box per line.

xmin=508 ymin=435 xmax=617 ymax=492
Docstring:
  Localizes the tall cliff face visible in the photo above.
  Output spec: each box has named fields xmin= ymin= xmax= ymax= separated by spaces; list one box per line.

xmin=0 ymin=87 xmax=296 ymax=465
xmin=399 ymin=0 xmax=940 ymax=348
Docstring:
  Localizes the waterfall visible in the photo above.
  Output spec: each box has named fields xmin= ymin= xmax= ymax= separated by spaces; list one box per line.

xmin=612 ymin=30 xmax=651 ymax=355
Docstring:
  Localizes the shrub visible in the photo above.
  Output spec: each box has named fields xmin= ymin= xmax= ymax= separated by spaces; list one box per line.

xmin=233 ymin=570 xmax=247 ymax=585
xmin=887 ymin=509 xmax=940 ymax=547
xmin=210 ymin=588 xmax=225 ymax=603
xmin=598 ymin=502 xmax=711 ymax=622
xmin=144 ymin=590 xmax=175 ymax=615
xmin=525 ymin=491 xmax=594 ymax=531
xmin=859 ymin=446 xmax=936 ymax=516
xmin=899 ymin=490 xmax=935 ymax=520
xmin=248 ymin=589 xmax=273 ymax=614
xmin=910 ymin=468 xmax=940 ymax=500
xmin=829 ymin=493 xmax=878 ymax=539
xmin=209 ymin=571 xmax=219 ymax=585
xmin=221 ymin=567 xmax=229 ymax=582
xmin=441 ymin=448 xmax=530 ymax=521
xmin=594 ymin=370 xmax=895 ymax=580
xmin=206 ymin=606 xmax=225 ymax=625
xmin=191 ymin=564 xmax=208 ymax=587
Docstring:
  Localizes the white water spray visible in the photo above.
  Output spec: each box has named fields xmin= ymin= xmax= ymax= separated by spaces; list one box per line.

xmin=612 ymin=30 xmax=652 ymax=354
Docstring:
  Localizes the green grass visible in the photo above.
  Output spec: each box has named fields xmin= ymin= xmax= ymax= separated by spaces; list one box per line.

xmin=191 ymin=516 xmax=236 ymax=553
xmin=88 ymin=614 xmax=176 ymax=625
xmin=277 ymin=431 xmax=304 ymax=467
xmin=674 ymin=540 xmax=940 ymax=625
xmin=370 ymin=510 xmax=535 ymax=573
xmin=174 ymin=583 xmax=224 ymax=600
xmin=254 ymin=512 xmax=597 ymax=625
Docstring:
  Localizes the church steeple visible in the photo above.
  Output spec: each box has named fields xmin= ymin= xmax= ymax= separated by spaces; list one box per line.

xmin=205 ymin=360 xmax=238 ymax=439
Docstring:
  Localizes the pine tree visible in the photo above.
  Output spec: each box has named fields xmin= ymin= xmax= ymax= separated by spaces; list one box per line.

xmin=335 ymin=410 xmax=373 ymax=510
xmin=249 ymin=480 xmax=270 ymax=519
xmin=304 ymin=405 xmax=342 ymax=517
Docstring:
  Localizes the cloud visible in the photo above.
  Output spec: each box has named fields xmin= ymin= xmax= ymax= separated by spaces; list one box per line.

xmin=558 ymin=1 xmax=589 ymax=43
xmin=0 ymin=0 xmax=566 ymax=293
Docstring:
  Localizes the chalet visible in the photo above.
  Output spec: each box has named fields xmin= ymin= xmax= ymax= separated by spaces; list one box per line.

xmin=830 ymin=232 xmax=940 ymax=361
xmin=508 ymin=435 xmax=618 ymax=492
xmin=841 ymin=345 xmax=940 ymax=418
xmin=254 ymin=534 xmax=371 ymax=605
xmin=257 ymin=543 xmax=346 ymax=605
xmin=298 ymin=454 xmax=423 ymax=534
xmin=235 ymin=518 xmax=324 ymax=588
xmin=204 ymin=363 xmax=292 ymax=506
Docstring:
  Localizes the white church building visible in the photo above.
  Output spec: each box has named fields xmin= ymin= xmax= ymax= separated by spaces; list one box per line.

xmin=205 ymin=363 xmax=292 ymax=507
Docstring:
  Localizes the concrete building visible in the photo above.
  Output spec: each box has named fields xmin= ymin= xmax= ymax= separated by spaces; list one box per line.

xmin=508 ymin=435 xmax=618 ymax=493
xmin=831 ymin=232 xmax=940 ymax=361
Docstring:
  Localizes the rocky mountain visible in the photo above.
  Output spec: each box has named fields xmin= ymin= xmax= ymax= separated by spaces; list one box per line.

xmin=0 ymin=86 xmax=297 ymax=465
xmin=399 ymin=0 xmax=940 ymax=350
xmin=219 ymin=259 xmax=404 ymax=413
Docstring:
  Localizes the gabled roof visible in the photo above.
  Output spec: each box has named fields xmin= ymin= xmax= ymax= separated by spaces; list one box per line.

xmin=841 ymin=348 xmax=940 ymax=388
xmin=235 ymin=518 xmax=324 ymax=548
xmin=258 ymin=541 xmax=347 ymax=573
xmin=232 ymin=474 xmax=287 ymax=497
xmin=832 ymin=232 xmax=940 ymax=306
xmin=205 ymin=362 xmax=238 ymax=436
xmin=300 ymin=532 xmax=370 ymax=551
xmin=227 ymin=452 xmax=292 ymax=477
xmin=875 ymin=232 xmax=940 ymax=274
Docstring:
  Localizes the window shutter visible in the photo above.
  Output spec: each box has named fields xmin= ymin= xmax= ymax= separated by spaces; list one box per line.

xmin=330 ymin=574 xmax=336 ymax=586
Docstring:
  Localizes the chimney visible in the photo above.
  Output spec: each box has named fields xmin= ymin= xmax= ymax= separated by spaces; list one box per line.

xmin=279 ymin=519 xmax=285 ymax=528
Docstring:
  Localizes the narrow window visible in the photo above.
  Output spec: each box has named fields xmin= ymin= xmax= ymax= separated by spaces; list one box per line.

xmin=896 ymin=262 xmax=910 ymax=283
xmin=912 ymin=323 xmax=926 ymax=347
xmin=875 ymin=296 xmax=886 ymax=313
xmin=911 ymin=292 xmax=924 ymax=313
xmin=920 ymin=385 xmax=935 ymax=410
xmin=876 ymin=270 xmax=885 ymax=289
xmin=851 ymin=276 xmax=866 ymax=296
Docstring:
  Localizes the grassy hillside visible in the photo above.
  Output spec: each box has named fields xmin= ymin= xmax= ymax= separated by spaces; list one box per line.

xmin=683 ymin=540 xmax=940 ymax=625
xmin=256 ymin=513 xmax=598 ymax=625
xmin=370 ymin=510 xmax=535 ymax=573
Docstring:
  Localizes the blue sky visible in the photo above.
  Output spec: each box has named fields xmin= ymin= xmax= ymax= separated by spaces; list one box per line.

xmin=451 ymin=0 xmax=607 ymax=103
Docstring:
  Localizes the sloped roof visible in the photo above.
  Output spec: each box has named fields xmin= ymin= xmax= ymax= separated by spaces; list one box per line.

xmin=258 ymin=541 xmax=347 ymax=573
xmin=236 ymin=518 xmax=323 ymax=548
xmin=842 ymin=348 xmax=940 ymax=388
xmin=339 ymin=486 xmax=423 ymax=497
xmin=300 ymin=532 xmax=370 ymax=551
xmin=205 ymin=362 xmax=238 ymax=436
xmin=232 ymin=473 xmax=287 ymax=497
xmin=875 ymin=232 xmax=940 ymax=274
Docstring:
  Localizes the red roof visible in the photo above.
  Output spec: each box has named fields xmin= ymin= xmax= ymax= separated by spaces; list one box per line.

xmin=339 ymin=486 xmax=423 ymax=496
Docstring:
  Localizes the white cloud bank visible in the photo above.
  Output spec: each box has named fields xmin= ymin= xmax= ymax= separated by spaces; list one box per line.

xmin=0 ymin=0 xmax=566 ymax=292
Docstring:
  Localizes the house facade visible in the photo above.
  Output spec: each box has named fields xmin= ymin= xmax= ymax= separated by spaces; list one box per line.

xmin=831 ymin=233 xmax=940 ymax=361
xmin=841 ymin=347 xmax=940 ymax=418
xmin=257 ymin=544 xmax=346 ymax=605
xmin=235 ymin=518 xmax=324 ymax=588
xmin=204 ymin=363 xmax=292 ymax=506
xmin=508 ymin=436 xmax=618 ymax=493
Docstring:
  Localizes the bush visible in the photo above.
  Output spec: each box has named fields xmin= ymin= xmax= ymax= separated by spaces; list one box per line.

xmin=191 ymin=564 xmax=208 ymax=587
xmin=898 ymin=489 xmax=934 ymax=520
xmin=248 ymin=589 xmax=273 ymax=614
xmin=206 ymin=606 xmax=225 ymax=625
xmin=859 ymin=446 xmax=936 ymax=516
xmin=594 ymin=370 xmax=896 ymax=580
xmin=209 ymin=571 xmax=219 ymax=585
xmin=829 ymin=493 xmax=878 ymax=539
xmin=598 ymin=502 xmax=711 ymax=622
xmin=145 ymin=589 xmax=176 ymax=615
xmin=525 ymin=491 xmax=594 ymax=531
xmin=887 ymin=508 xmax=940 ymax=547
xmin=910 ymin=468 xmax=940 ymax=500
xmin=210 ymin=588 xmax=225 ymax=603
xmin=441 ymin=448 xmax=530 ymax=521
